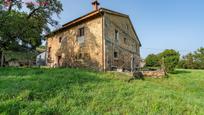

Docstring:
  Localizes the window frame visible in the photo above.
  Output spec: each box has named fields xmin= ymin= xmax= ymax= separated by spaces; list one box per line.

xmin=115 ymin=30 xmax=119 ymax=42
xmin=124 ymin=37 xmax=127 ymax=44
xmin=59 ymin=37 xmax=62 ymax=43
xmin=126 ymin=24 xmax=129 ymax=31
xmin=77 ymin=27 xmax=85 ymax=44
xmin=78 ymin=27 xmax=85 ymax=37
xmin=48 ymin=47 xmax=51 ymax=58
xmin=114 ymin=51 xmax=119 ymax=59
xmin=48 ymin=47 xmax=51 ymax=53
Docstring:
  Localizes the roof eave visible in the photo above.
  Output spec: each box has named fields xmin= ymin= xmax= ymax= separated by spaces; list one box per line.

xmin=45 ymin=9 xmax=103 ymax=38
xmin=45 ymin=8 xmax=142 ymax=47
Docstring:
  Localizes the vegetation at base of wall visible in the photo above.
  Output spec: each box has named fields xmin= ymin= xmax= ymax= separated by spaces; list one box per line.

xmin=0 ymin=68 xmax=204 ymax=114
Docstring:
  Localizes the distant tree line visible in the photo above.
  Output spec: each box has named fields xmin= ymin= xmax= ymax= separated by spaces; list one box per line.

xmin=177 ymin=47 xmax=204 ymax=69
xmin=145 ymin=47 xmax=204 ymax=72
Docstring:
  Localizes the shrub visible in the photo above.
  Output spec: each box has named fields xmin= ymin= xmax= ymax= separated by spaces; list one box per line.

xmin=145 ymin=54 xmax=160 ymax=67
xmin=159 ymin=49 xmax=180 ymax=73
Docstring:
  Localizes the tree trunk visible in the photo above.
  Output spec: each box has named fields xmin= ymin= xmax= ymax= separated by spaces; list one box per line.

xmin=0 ymin=50 xmax=4 ymax=67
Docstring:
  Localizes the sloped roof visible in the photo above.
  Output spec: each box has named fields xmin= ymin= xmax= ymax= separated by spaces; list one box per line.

xmin=45 ymin=8 xmax=141 ymax=46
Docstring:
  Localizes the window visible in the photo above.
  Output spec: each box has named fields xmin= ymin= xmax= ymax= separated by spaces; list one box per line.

xmin=78 ymin=27 xmax=85 ymax=37
xmin=126 ymin=24 xmax=130 ymax=33
xmin=48 ymin=47 xmax=51 ymax=58
xmin=114 ymin=51 xmax=118 ymax=58
xmin=77 ymin=52 xmax=85 ymax=59
xmin=59 ymin=37 xmax=62 ymax=43
xmin=77 ymin=27 xmax=85 ymax=44
xmin=48 ymin=47 xmax=51 ymax=53
xmin=124 ymin=38 xmax=127 ymax=44
xmin=115 ymin=30 xmax=119 ymax=41
xmin=57 ymin=56 xmax=62 ymax=67
xmin=79 ymin=53 xmax=83 ymax=59
xmin=126 ymin=24 xmax=129 ymax=31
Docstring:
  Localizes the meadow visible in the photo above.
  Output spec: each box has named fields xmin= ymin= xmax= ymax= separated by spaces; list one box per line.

xmin=0 ymin=67 xmax=204 ymax=115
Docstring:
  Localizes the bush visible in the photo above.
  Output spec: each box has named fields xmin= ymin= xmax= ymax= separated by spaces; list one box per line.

xmin=159 ymin=49 xmax=180 ymax=73
xmin=145 ymin=54 xmax=160 ymax=67
xmin=177 ymin=60 xmax=186 ymax=69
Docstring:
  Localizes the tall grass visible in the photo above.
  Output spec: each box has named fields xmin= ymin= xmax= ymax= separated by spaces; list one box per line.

xmin=0 ymin=68 xmax=204 ymax=114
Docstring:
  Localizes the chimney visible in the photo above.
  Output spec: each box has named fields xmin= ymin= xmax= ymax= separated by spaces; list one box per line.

xmin=92 ymin=0 xmax=100 ymax=11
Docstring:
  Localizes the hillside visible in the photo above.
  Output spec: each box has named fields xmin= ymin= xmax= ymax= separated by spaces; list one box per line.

xmin=0 ymin=68 xmax=204 ymax=114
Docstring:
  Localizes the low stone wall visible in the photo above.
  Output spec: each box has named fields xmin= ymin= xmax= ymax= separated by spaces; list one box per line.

xmin=142 ymin=70 xmax=165 ymax=78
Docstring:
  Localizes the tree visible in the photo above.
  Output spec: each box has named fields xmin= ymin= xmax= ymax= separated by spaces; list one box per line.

xmin=159 ymin=49 xmax=180 ymax=73
xmin=178 ymin=47 xmax=204 ymax=69
xmin=194 ymin=47 xmax=204 ymax=69
xmin=177 ymin=59 xmax=186 ymax=69
xmin=0 ymin=0 xmax=63 ymax=67
xmin=185 ymin=53 xmax=194 ymax=69
xmin=178 ymin=53 xmax=194 ymax=69
xmin=145 ymin=54 xmax=160 ymax=67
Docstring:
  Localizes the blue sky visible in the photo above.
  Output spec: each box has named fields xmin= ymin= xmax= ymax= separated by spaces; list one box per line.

xmin=53 ymin=0 xmax=204 ymax=58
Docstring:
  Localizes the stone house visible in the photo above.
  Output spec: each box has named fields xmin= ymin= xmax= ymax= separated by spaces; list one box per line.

xmin=45 ymin=1 xmax=141 ymax=71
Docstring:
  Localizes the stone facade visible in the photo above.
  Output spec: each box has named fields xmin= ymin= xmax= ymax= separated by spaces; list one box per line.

xmin=46 ymin=8 xmax=141 ymax=71
xmin=47 ymin=16 xmax=103 ymax=70
xmin=104 ymin=13 xmax=140 ymax=71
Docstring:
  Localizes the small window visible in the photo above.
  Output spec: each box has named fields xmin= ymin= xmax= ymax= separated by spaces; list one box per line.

xmin=48 ymin=47 xmax=51 ymax=58
xmin=114 ymin=51 xmax=118 ymax=58
xmin=59 ymin=37 xmax=62 ymax=43
xmin=57 ymin=56 xmax=62 ymax=66
xmin=77 ymin=27 xmax=85 ymax=44
xmin=124 ymin=38 xmax=127 ymax=44
xmin=126 ymin=24 xmax=129 ymax=31
xmin=48 ymin=47 xmax=51 ymax=53
xmin=115 ymin=30 xmax=119 ymax=41
xmin=79 ymin=53 xmax=83 ymax=59
xmin=78 ymin=27 xmax=85 ymax=37
xmin=77 ymin=53 xmax=84 ymax=59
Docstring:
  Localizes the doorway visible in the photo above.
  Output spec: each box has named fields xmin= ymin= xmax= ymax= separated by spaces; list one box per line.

xmin=57 ymin=56 xmax=62 ymax=67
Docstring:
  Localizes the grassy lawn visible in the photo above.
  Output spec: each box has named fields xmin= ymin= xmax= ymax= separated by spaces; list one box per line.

xmin=0 ymin=68 xmax=204 ymax=114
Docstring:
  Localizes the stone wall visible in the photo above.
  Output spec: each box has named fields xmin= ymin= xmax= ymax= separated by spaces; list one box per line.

xmin=142 ymin=70 xmax=165 ymax=78
xmin=47 ymin=12 xmax=141 ymax=71
xmin=104 ymin=13 xmax=141 ymax=71
xmin=47 ymin=16 xmax=103 ymax=70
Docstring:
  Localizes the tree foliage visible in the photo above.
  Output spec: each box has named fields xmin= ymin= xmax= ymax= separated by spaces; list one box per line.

xmin=0 ymin=11 xmax=42 ymax=50
xmin=178 ymin=47 xmax=204 ymax=69
xmin=145 ymin=49 xmax=180 ymax=73
xmin=159 ymin=49 xmax=180 ymax=72
xmin=0 ymin=0 xmax=62 ymax=51
xmin=0 ymin=0 xmax=62 ymax=66
xmin=145 ymin=54 xmax=160 ymax=67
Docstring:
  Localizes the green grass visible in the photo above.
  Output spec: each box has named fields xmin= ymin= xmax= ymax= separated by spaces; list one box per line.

xmin=0 ymin=68 xmax=204 ymax=115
